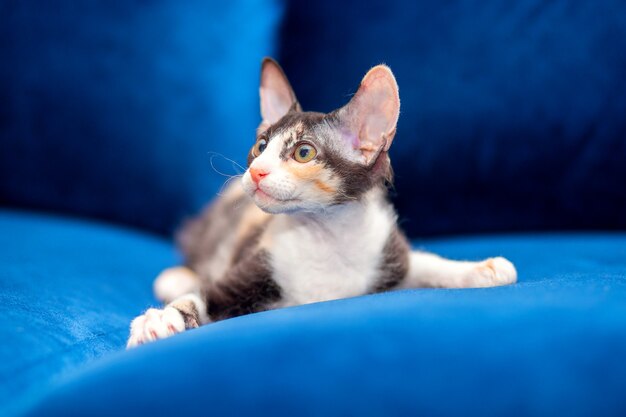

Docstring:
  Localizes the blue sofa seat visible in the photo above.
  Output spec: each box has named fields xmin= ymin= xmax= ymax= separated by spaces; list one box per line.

xmin=3 ymin=209 xmax=625 ymax=416
xmin=0 ymin=210 xmax=175 ymax=416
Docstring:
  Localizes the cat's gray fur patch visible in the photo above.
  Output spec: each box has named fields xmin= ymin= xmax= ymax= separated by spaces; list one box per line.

xmin=203 ymin=249 xmax=281 ymax=321
xmin=371 ymin=228 xmax=411 ymax=293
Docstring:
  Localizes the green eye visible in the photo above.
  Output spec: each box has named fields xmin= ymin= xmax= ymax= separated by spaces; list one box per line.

xmin=293 ymin=143 xmax=317 ymax=163
xmin=252 ymin=139 xmax=268 ymax=157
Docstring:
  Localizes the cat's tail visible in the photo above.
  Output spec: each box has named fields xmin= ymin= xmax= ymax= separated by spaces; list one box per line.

xmin=153 ymin=266 xmax=202 ymax=304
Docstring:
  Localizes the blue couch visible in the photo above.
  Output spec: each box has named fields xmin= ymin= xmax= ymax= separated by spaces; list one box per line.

xmin=2 ymin=1 xmax=625 ymax=416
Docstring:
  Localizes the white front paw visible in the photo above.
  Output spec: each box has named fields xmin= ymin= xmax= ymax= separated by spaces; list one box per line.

xmin=126 ymin=307 xmax=186 ymax=349
xmin=470 ymin=257 xmax=518 ymax=287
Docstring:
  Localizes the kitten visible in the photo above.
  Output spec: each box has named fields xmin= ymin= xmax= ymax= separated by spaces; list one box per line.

xmin=126 ymin=58 xmax=517 ymax=348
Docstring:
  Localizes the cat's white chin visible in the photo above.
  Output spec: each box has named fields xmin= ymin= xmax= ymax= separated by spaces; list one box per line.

xmin=252 ymin=188 xmax=303 ymax=214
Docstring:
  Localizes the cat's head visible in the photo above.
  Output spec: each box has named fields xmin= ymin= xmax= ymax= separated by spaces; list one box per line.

xmin=241 ymin=58 xmax=400 ymax=214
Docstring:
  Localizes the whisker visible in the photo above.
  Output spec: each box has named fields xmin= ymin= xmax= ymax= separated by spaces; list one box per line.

xmin=215 ymin=174 xmax=244 ymax=197
xmin=207 ymin=152 xmax=246 ymax=177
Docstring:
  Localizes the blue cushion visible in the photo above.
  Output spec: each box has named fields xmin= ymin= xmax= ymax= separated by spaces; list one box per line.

xmin=18 ymin=230 xmax=626 ymax=416
xmin=0 ymin=210 xmax=175 ymax=417
xmin=0 ymin=1 xmax=283 ymax=234
xmin=278 ymin=0 xmax=626 ymax=236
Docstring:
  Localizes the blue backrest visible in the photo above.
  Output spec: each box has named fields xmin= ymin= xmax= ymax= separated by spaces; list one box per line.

xmin=0 ymin=0 xmax=283 ymax=234
xmin=278 ymin=0 xmax=626 ymax=236
xmin=3 ymin=1 xmax=625 ymax=237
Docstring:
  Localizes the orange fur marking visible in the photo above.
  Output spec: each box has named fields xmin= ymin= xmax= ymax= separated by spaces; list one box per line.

xmin=314 ymin=179 xmax=336 ymax=193
xmin=484 ymin=259 xmax=496 ymax=272
xmin=285 ymin=162 xmax=323 ymax=180
xmin=285 ymin=163 xmax=336 ymax=194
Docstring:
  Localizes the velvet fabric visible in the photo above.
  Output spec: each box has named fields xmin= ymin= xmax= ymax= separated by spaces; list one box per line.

xmin=2 ymin=210 xmax=625 ymax=416
xmin=3 ymin=1 xmax=626 ymax=416
xmin=0 ymin=210 xmax=174 ymax=417
xmin=279 ymin=0 xmax=626 ymax=236
xmin=0 ymin=0 xmax=282 ymax=234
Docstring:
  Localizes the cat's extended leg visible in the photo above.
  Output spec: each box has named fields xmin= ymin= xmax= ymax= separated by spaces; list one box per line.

xmin=126 ymin=293 xmax=208 ymax=349
xmin=400 ymin=251 xmax=517 ymax=289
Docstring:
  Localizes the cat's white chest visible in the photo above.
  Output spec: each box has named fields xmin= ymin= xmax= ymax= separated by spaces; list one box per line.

xmin=267 ymin=197 xmax=396 ymax=307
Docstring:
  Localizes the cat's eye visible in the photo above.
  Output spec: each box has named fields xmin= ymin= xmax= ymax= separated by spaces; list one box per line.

xmin=293 ymin=143 xmax=317 ymax=163
xmin=252 ymin=139 xmax=268 ymax=157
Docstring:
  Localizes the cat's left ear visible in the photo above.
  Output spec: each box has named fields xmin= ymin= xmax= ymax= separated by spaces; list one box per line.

xmin=260 ymin=58 xmax=301 ymax=125
xmin=336 ymin=65 xmax=400 ymax=165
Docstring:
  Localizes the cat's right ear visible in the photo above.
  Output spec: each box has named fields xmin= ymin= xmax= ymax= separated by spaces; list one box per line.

xmin=260 ymin=58 xmax=300 ymax=125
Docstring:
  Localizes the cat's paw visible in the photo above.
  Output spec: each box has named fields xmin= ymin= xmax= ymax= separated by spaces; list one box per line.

xmin=469 ymin=257 xmax=517 ymax=287
xmin=126 ymin=307 xmax=187 ymax=349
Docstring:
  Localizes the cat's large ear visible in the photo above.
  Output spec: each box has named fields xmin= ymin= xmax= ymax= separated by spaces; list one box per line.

xmin=336 ymin=65 xmax=400 ymax=165
xmin=260 ymin=58 xmax=300 ymax=125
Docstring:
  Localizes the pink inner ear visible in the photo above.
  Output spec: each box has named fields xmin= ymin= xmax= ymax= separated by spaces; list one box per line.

xmin=260 ymin=60 xmax=297 ymax=124
xmin=338 ymin=65 xmax=400 ymax=164
xmin=261 ymin=86 xmax=291 ymax=122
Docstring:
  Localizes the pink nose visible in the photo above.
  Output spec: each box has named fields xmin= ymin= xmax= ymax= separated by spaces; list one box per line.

xmin=250 ymin=167 xmax=269 ymax=184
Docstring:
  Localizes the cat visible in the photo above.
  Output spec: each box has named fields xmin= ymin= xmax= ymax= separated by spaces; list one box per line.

xmin=126 ymin=58 xmax=517 ymax=348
